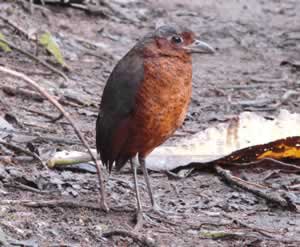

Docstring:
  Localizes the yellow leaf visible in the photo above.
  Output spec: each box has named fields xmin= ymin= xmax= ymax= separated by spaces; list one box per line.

xmin=0 ymin=32 xmax=12 ymax=52
xmin=39 ymin=32 xmax=66 ymax=67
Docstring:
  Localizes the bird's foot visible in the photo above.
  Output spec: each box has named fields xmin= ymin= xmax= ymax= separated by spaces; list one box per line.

xmin=133 ymin=210 xmax=144 ymax=231
xmin=100 ymin=200 xmax=110 ymax=212
xmin=133 ymin=210 xmax=162 ymax=231
xmin=148 ymin=203 xmax=170 ymax=218
xmin=142 ymin=204 xmax=181 ymax=226
xmin=132 ymin=204 xmax=180 ymax=230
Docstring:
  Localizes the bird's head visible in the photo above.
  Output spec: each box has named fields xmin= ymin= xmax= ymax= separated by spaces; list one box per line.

xmin=142 ymin=24 xmax=215 ymax=58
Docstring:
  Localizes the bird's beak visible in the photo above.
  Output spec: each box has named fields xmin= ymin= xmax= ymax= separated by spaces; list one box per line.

xmin=185 ymin=40 xmax=215 ymax=54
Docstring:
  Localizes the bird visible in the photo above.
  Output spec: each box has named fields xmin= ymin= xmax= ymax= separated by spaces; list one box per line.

xmin=96 ymin=24 xmax=214 ymax=225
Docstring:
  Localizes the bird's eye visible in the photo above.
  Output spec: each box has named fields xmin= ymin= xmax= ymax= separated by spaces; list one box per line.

xmin=171 ymin=35 xmax=183 ymax=44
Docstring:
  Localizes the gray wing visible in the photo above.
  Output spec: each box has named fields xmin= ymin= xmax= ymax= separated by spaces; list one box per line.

xmin=96 ymin=47 xmax=144 ymax=171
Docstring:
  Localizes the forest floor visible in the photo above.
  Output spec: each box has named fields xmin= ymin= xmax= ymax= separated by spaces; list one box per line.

xmin=0 ymin=0 xmax=300 ymax=246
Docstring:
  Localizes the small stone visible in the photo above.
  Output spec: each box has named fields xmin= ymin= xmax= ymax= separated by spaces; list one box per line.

xmin=230 ymin=192 xmax=240 ymax=199
xmin=0 ymin=166 xmax=9 ymax=180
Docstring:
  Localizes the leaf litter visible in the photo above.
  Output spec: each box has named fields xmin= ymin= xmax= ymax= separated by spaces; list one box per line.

xmin=0 ymin=0 xmax=300 ymax=246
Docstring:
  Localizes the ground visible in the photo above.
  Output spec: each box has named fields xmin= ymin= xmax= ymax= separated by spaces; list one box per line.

xmin=0 ymin=0 xmax=300 ymax=246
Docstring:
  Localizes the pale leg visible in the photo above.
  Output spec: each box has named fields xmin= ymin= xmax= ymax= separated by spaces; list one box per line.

xmin=130 ymin=158 xmax=143 ymax=229
xmin=138 ymin=156 xmax=159 ymax=210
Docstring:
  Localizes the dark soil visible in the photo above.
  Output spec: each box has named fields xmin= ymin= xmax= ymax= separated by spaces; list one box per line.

xmin=0 ymin=0 xmax=300 ymax=246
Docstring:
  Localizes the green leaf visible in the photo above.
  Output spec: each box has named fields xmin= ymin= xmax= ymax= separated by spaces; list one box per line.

xmin=39 ymin=32 xmax=66 ymax=68
xmin=0 ymin=32 xmax=12 ymax=52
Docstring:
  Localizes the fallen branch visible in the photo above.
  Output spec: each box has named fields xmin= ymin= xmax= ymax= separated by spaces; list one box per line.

xmin=0 ymin=66 xmax=108 ymax=211
xmin=1 ymin=199 xmax=100 ymax=210
xmin=223 ymin=158 xmax=300 ymax=172
xmin=4 ymin=181 xmax=48 ymax=194
xmin=0 ymin=140 xmax=46 ymax=168
xmin=215 ymin=165 xmax=298 ymax=211
xmin=0 ymin=128 xmax=81 ymax=145
xmin=222 ymin=213 xmax=277 ymax=238
xmin=200 ymin=230 xmax=258 ymax=240
xmin=21 ymin=106 xmax=62 ymax=121
xmin=102 ymin=230 xmax=156 ymax=247
xmin=0 ymin=199 xmax=134 ymax=213
xmin=187 ymin=222 xmax=231 ymax=231
xmin=2 ymin=85 xmax=44 ymax=102
xmin=250 ymin=74 xmax=288 ymax=83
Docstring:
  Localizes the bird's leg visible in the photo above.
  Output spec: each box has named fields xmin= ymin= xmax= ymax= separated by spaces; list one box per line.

xmin=130 ymin=157 xmax=143 ymax=230
xmin=139 ymin=156 xmax=176 ymax=223
xmin=138 ymin=156 xmax=159 ymax=211
xmin=139 ymin=156 xmax=179 ymax=227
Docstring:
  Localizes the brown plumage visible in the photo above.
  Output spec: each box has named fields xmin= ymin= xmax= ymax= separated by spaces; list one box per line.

xmin=96 ymin=24 xmax=214 ymax=222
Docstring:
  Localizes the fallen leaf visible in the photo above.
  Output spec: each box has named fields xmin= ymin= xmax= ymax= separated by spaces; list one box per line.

xmin=47 ymin=110 xmax=300 ymax=172
xmin=0 ymin=32 xmax=11 ymax=52
xmin=39 ymin=31 xmax=67 ymax=68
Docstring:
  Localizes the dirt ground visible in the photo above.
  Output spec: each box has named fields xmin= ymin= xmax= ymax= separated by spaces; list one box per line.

xmin=0 ymin=0 xmax=300 ymax=246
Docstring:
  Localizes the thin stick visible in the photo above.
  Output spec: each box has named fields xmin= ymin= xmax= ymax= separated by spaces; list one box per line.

xmin=21 ymin=106 xmax=61 ymax=121
xmin=0 ymin=128 xmax=81 ymax=145
xmin=2 ymin=84 xmax=81 ymax=107
xmin=0 ymin=15 xmax=31 ymax=39
xmin=1 ymin=199 xmax=100 ymax=210
xmin=0 ymin=66 xmax=108 ymax=211
xmin=0 ymin=140 xmax=46 ymax=169
xmin=222 ymin=213 xmax=277 ymax=238
xmin=230 ymin=175 xmax=267 ymax=189
xmin=214 ymin=165 xmax=298 ymax=211
xmin=0 ymin=38 xmax=69 ymax=81
xmin=5 ymin=181 xmax=48 ymax=194
xmin=226 ymin=158 xmax=300 ymax=172
xmin=0 ymin=199 xmax=133 ymax=213
xmin=103 ymin=230 xmax=156 ymax=247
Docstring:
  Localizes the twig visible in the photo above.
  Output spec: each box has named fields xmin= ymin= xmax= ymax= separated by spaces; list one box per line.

xmin=230 ymin=175 xmax=268 ymax=189
xmin=165 ymin=169 xmax=194 ymax=179
xmin=32 ymin=0 xmax=84 ymax=4
xmin=0 ymin=140 xmax=47 ymax=169
xmin=222 ymin=213 xmax=277 ymax=238
xmin=0 ymin=15 xmax=32 ymax=39
xmin=103 ymin=230 xmax=156 ymax=247
xmin=21 ymin=106 xmax=61 ymax=121
xmin=2 ymin=84 xmax=81 ymax=107
xmin=0 ymin=221 xmax=27 ymax=238
xmin=2 ymin=85 xmax=44 ymax=102
xmin=214 ymin=165 xmax=298 ymax=211
xmin=70 ymin=3 xmax=109 ymax=17
xmin=4 ymin=181 xmax=48 ymax=194
xmin=281 ymin=59 xmax=300 ymax=68
xmin=288 ymin=184 xmax=300 ymax=190
xmin=221 ymin=158 xmax=300 ymax=173
xmin=250 ymin=74 xmax=288 ymax=83
xmin=0 ymin=38 xmax=69 ymax=81
xmin=232 ymin=98 xmax=276 ymax=107
xmin=188 ymin=222 xmax=231 ymax=231
xmin=264 ymin=90 xmax=300 ymax=109
xmin=0 ymin=128 xmax=81 ymax=145
xmin=0 ymin=66 xmax=108 ymax=211
xmin=0 ymin=199 xmax=134 ymax=213
xmin=1 ymin=199 xmax=100 ymax=209
xmin=219 ymin=83 xmax=281 ymax=90
xmin=200 ymin=230 xmax=257 ymax=240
